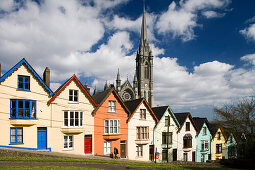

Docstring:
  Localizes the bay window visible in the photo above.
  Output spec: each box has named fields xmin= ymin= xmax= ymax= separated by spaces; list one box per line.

xmin=10 ymin=99 xmax=36 ymax=119
xmin=63 ymin=111 xmax=83 ymax=127
xmin=104 ymin=119 xmax=120 ymax=134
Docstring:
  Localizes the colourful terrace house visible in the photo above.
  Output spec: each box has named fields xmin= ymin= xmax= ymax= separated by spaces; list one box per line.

xmin=152 ymin=106 xmax=180 ymax=162
xmin=174 ymin=112 xmax=198 ymax=162
xmin=209 ymin=123 xmax=227 ymax=160
xmin=92 ymin=87 xmax=130 ymax=158
xmin=48 ymin=74 xmax=97 ymax=155
xmin=193 ymin=117 xmax=213 ymax=162
xmin=124 ymin=98 xmax=158 ymax=161
xmin=225 ymin=133 xmax=238 ymax=159
xmin=0 ymin=58 xmax=53 ymax=151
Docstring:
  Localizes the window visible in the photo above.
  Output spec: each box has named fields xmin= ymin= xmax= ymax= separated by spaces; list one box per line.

xmin=104 ymin=141 xmax=112 ymax=155
xmin=136 ymin=145 xmax=143 ymax=156
xmin=104 ymin=119 xmax=120 ymax=134
xmin=217 ymin=132 xmax=221 ymax=140
xmin=165 ymin=116 xmax=170 ymax=126
xmin=64 ymin=136 xmax=73 ymax=150
xmin=183 ymin=134 xmax=192 ymax=148
xmin=140 ymin=109 xmax=146 ymax=119
xmin=162 ymin=150 xmax=168 ymax=161
xmin=201 ymin=154 xmax=205 ymax=162
xmin=203 ymin=127 xmax=207 ymax=135
xmin=162 ymin=132 xmax=172 ymax=144
xmin=137 ymin=127 xmax=149 ymax=139
xmin=201 ymin=141 xmax=209 ymax=151
xmin=186 ymin=122 xmax=190 ymax=131
xmin=69 ymin=90 xmax=78 ymax=102
xmin=108 ymin=101 xmax=116 ymax=112
xmin=216 ymin=144 xmax=222 ymax=153
xmin=10 ymin=99 xmax=36 ymax=119
xmin=10 ymin=127 xmax=23 ymax=144
xmin=183 ymin=153 xmax=188 ymax=161
xmin=63 ymin=111 xmax=83 ymax=127
xmin=18 ymin=75 xmax=30 ymax=91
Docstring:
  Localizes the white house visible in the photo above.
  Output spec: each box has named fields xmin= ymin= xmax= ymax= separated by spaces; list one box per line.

xmin=152 ymin=106 xmax=180 ymax=162
xmin=174 ymin=112 xmax=198 ymax=162
xmin=124 ymin=98 xmax=158 ymax=161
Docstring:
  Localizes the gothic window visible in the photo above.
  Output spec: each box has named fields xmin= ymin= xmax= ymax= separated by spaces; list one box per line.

xmin=144 ymin=62 xmax=149 ymax=79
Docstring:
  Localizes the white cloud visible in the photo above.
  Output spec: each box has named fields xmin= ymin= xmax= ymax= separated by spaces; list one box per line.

xmin=241 ymin=53 xmax=255 ymax=65
xmin=202 ymin=11 xmax=225 ymax=18
xmin=156 ymin=0 xmax=230 ymax=41
xmin=240 ymin=23 xmax=255 ymax=42
xmin=0 ymin=0 xmax=15 ymax=12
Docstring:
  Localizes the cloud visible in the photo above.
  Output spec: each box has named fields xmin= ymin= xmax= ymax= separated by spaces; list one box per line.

xmin=156 ymin=0 xmax=230 ymax=41
xmin=0 ymin=0 xmax=16 ymax=12
xmin=241 ymin=53 xmax=255 ymax=65
xmin=240 ymin=23 xmax=255 ymax=42
xmin=202 ymin=11 xmax=225 ymax=18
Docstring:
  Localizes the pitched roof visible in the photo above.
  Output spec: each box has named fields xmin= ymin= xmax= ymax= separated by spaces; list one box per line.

xmin=0 ymin=58 xmax=53 ymax=96
xmin=124 ymin=98 xmax=158 ymax=123
xmin=208 ymin=123 xmax=219 ymax=136
xmin=48 ymin=74 xmax=97 ymax=106
xmin=174 ymin=112 xmax=198 ymax=132
xmin=152 ymin=105 xmax=180 ymax=128
xmin=92 ymin=87 xmax=130 ymax=116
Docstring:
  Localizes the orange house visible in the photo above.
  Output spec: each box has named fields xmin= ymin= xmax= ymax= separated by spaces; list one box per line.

xmin=92 ymin=87 xmax=130 ymax=158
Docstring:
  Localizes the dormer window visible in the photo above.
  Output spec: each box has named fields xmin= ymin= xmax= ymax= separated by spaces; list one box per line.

xmin=18 ymin=75 xmax=30 ymax=91
xmin=69 ymin=90 xmax=78 ymax=102
xmin=186 ymin=122 xmax=190 ymax=131
xmin=108 ymin=101 xmax=116 ymax=112
xmin=140 ymin=109 xmax=146 ymax=119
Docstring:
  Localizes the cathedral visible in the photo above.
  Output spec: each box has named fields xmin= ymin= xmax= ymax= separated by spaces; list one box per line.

xmin=114 ymin=7 xmax=154 ymax=106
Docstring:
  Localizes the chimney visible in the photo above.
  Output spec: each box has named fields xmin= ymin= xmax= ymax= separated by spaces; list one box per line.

xmin=84 ymin=84 xmax=90 ymax=95
xmin=43 ymin=67 xmax=50 ymax=87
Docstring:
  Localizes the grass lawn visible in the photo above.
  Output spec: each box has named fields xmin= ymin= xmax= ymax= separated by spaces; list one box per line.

xmin=0 ymin=166 xmax=101 ymax=170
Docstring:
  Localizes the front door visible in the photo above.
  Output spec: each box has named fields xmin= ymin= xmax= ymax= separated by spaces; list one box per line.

xmin=37 ymin=127 xmax=47 ymax=150
xmin=149 ymin=145 xmax=154 ymax=161
xmin=120 ymin=140 xmax=126 ymax=158
xmin=84 ymin=135 xmax=92 ymax=154
xmin=192 ymin=151 xmax=196 ymax=162
xmin=173 ymin=149 xmax=177 ymax=161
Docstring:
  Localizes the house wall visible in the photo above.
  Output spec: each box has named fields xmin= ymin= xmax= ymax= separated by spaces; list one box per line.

xmin=128 ymin=102 xmax=156 ymax=161
xmin=212 ymin=128 xmax=226 ymax=160
xmin=177 ymin=117 xmax=197 ymax=161
xmin=0 ymin=65 xmax=51 ymax=150
xmin=94 ymin=92 xmax=128 ymax=157
xmin=196 ymin=123 xmax=213 ymax=162
xmin=154 ymin=109 xmax=179 ymax=162
xmin=49 ymin=80 xmax=95 ymax=155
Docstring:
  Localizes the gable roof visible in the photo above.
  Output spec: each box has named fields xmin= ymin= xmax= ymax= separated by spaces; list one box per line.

xmin=174 ymin=112 xmax=198 ymax=132
xmin=92 ymin=87 xmax=130 ymax=116
xmin=48 ymin=74 xmax=97 ymax=106
xmin=0 ymin=58 xmax=53 ymax=96
xmin=121 ymin=79 xmax=133 ymax=90
xmin=124 ymin=98 xmax=159 ymax=123
xmin=152 ymin=105 xmax=180 ymax=128
xmin=208 ymin=123 xmax=227 ymax=140
xmin=193 ymin=117 xmax=212 ymax=135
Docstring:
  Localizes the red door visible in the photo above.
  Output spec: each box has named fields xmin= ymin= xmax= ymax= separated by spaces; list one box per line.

xmin=84 ymin=135 xmax=92 ymax=154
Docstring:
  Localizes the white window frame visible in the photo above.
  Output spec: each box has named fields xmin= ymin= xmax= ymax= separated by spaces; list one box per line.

xmin=136 ymin=127 xmax=149 ymax=140
xmin=136 ymin=145 xmax=143 ymax=157
xmin=104 ymin=119 xmax=120 ymax=134
xmin=201 ymin=140 xmax=209 ymax=151
xmin=108 ymin=101 xmax=116 ymax=113
xmin=140 ymin=109 xmax=146 ymax=119
xmin=69 ymin=89 xmax=78 ymax=102
xmin=63 ymin=135 xmax=73 ymax=150
xmin=63 ymin=111 xmax=83 ymax=128
xmin=104 ymin=141 xmax=112 ymax=155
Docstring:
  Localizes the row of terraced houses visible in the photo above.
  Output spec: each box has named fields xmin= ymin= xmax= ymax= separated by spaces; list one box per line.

xmin=0 ymin=58 xmax=238 ymax=162
xmin=0 ymin=7 xmax=238 ymax=163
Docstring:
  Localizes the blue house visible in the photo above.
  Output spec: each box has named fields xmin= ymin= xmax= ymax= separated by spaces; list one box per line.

xmin=193 ymin=117 xmax=213 ymax=162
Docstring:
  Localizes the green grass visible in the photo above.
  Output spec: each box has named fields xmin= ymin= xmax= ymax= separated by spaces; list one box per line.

xmin=0 ymin=166 xmax=101 ymax=170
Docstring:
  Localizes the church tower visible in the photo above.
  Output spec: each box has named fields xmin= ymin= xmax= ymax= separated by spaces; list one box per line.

xmin=136 ymin=6 xmax=154 ymax=106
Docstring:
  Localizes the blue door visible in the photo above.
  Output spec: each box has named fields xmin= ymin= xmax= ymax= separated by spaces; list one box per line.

xmin=37 ymin=127 xmax=47 ymax=150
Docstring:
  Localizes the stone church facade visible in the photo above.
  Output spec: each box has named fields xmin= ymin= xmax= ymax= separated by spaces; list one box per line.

xmin=115 ymin=8 xmax=154 ymax=106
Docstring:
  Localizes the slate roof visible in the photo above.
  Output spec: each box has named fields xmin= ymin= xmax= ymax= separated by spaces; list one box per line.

xmin=193 ymin=117 xmax=208 ymax=132
xmin=174 ymin=112 xmax=190 ymax=126
xmin=208 ymin=123 xmax=219 ymax=136
xmin=92 ymin=88 xmax=112 ymax=105
xmin=152 ymin=106 xmax=168 ymax=121
xmin=124 ymin=98 xmax=144 ymax=114
xmin=0 ymin=58 xmax=53 ymax=96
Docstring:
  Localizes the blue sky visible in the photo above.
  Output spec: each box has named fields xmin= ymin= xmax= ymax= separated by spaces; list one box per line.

xmin=0 ymin=0 xmax=255 ymax=120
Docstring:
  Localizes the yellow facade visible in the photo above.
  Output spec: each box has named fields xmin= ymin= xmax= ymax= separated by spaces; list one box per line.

xmin=212 ymin=127 xmax=226 ymax=160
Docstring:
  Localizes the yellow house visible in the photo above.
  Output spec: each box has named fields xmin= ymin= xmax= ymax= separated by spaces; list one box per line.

xmin=0 ymin=58 xmax=97 ymax=155
xmin=210 ymin=124 xmax=227 ymax=160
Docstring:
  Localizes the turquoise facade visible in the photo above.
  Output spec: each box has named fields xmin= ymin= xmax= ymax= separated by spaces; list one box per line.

xmin=225 ymin=133 xmax=237 ymax=159
xmin=196 ymin=123 xmax=213 ymax=162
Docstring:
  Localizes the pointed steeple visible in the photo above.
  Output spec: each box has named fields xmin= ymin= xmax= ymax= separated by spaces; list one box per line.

xmin=116 ymin=68 xmax=121 ymax=92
